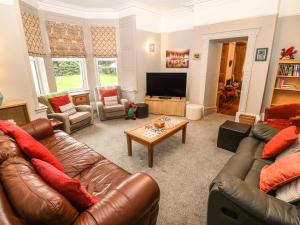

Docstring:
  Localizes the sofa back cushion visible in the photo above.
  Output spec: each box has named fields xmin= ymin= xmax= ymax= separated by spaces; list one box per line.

xmin=0 ymin=157 xmax=78 ymax=225
xmin=261 ymin=126 xmax=298 ymax=159
xmin=32 ymin=159 xmax=99 ymax=211
xmin=265 ymin=104 xmax=300 ymax=120
xmin=38 ymin=92 xmax=68 ymax=114
xmin=48 ymin=95 xmax=71 ymax=113
xmin=0 ymin=133 xmax=24 ymax=164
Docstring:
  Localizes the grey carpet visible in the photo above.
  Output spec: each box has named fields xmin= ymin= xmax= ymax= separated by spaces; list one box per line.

xmin=72 ymin=113 xmax=234 ymax=225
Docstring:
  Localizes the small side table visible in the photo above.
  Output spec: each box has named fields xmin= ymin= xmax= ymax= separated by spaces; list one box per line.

xmin=136 ymin=103 xmax=149 ymax=118
xmin=49 ymin=119 xmax=64 ymax=131
xmin=217 ymin=120 xmax=251 ymax=152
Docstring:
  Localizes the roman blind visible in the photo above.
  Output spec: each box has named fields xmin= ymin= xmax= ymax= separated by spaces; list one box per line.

xmin=91 ymin=26 xmax=117 ymax=58
xmin=46 ymin=21 xmax=86 ymax=58
xmin=21 ymin=11 xmax=45 ymax=56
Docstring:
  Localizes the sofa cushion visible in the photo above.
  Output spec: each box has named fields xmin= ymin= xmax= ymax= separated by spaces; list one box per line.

xmin=32 ymin=159 xmax=99 ymax=211
xmin=48 ymin=95 xmax=71 ymax=113
xmin=104 ymin=95 xmax=118 ymax=106
xmin=0 ymin=133 xmax=24 ymax=164
xmin=275 ymin=136 xmax=300 ymax=161
xmin=99 ymin=87 xmax=119 ymax=105
xmin=0 ymin=120 xmax=64 ymax=172
xmin=69 ymin=112 xmax=91 ymax=125
xmin=78 ymin=159 xmax=130 ymax=198
xmin=260 ymin=151 xmax=300 ymax=192
xmin=104 ymin=104 xmax=125 ymax=113
xmin=252 ymin=124 xmax=279 ymax=142
xmin=39 ymin=131 xmax=103 ymax=177
xmin=59 ymin=103 xmax=77 ymax=116
xmin=0 ymin=157 xmax=78 ymax=225
xmin=276 ymin=178 xmax=300 ymax=203
xmin=39 ymin=92 xmax=68 ymax=113
xmin=261 ymin=126 xmax=298 ymax=159
xmin=244 ymin=160 xmax=269 ymax=188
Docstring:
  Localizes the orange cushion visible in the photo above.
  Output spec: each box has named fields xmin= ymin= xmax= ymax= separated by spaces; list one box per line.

xmin=48 ymin=95 xmax=70 ymax=113
xmin=260 ymin=151 xmax=300 ymax=192
xmin=261 ymin=126 xmax=298 ymax=159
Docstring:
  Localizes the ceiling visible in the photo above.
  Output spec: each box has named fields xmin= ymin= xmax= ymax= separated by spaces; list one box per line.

xmin=38 ymin=0 xmax=201 ymax=12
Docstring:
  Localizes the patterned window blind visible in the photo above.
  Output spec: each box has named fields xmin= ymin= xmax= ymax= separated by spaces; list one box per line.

xmin=21 ymin=12 xmax=45 ymax=56
xmin=46 ymin=21 xmax=86 ymax=58
xmin=91 ymin=26 xmax=117 ymax=58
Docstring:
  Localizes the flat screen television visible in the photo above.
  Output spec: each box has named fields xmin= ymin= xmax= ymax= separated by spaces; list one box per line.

xmin=146 ymin=72 xmax=187 ymax=97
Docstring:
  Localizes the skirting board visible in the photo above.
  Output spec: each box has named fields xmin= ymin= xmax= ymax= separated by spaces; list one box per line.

xmin=204 ymin=106 xmax=217 ymax=116
xmin=235 ymin=111 xmax=261 ymax=123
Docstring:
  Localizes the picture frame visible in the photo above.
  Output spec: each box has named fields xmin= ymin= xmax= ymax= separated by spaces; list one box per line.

xmin=255 ymin=48 xmax=268 ymax=61
xmin=166 ymin=49 xmax=190 ymax=68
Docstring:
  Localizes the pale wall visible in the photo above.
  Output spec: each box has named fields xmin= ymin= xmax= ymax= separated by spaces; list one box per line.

xmin=0 ymin=1 xmax=43 ymax=120
xmin=135 ymin=30 xmax=161 ymax=102
xmin=161 ymin=15 xmax=277 ymax=116
xmin=262 ymin=15 xmax=300 ymax=111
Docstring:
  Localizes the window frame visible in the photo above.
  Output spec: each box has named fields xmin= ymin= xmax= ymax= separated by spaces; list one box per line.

xmin=95 ymin=57 xmax=118 ymax=87
xmin=52 ymin=57 xmax=88 ymax=92
xmin=29 ymin=56 xmax=49 ymax=95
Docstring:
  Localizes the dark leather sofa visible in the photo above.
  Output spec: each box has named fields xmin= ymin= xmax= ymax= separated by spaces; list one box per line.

xmin=208 ymin=124 xmax=300 ymax=225
xmin=0 ymin=119 xmax=160 ymax=225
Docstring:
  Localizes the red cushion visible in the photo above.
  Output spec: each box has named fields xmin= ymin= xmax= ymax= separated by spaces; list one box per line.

xmin=0 ymin=121 xmax=64 ymax=172
xmin=261 ymin=126 xmax=298 ymax=159
xmin=260 ymin=151 xmax=300 ymax=192
xmin=32 ymin=158 xmax=99 ymax=210
xmin=99 ymin=88 xmax=119 ymax=105
xmin=266 ymin=119 xmax=290 ymax=130
xmin=48 ymin=95 xmax=70 ymax=113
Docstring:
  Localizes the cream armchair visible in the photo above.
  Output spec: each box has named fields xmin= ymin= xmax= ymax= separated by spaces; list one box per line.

xmin=38 ymin=93 xmax=94 ymax=134
xmin=95 ymin=86 xmax=128 ymax=121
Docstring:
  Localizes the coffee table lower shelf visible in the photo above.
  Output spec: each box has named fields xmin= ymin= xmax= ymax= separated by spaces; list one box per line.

xmin=125 ymin=121 xmax=187 ymax=168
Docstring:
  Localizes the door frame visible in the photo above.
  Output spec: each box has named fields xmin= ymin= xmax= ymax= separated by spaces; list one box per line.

xmin=199 ymin=28 xmax=260 ymax=119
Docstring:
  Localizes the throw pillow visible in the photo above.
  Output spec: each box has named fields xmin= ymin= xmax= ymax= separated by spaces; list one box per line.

xmin=275 ymin=135 xmax=300 ymax=161
xmin=260 ymin=151 xmax=300 ymax=193
xmin=103 ymin=95 xmax=118 ymax=106
xmin=276 ymin=178 xmax=300 ymax=203
xmin=48 ymin=95 xmax=71 ymax=113
xmin=99 ymin=88 xmax=119 ymax=105
xmin=32 ymin=158 xmax=99 ymax=210
xmin=59 ymin=103 xmax=77 ymax=116
xmin=261 ymin=126 xmax=298 ymax=159
xmin=0 ymin=120 xmax=64 ymax=172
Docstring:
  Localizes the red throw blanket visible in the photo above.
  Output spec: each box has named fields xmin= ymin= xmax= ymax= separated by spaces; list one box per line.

xmin=0 ymin=120 xmax=64 ymax=172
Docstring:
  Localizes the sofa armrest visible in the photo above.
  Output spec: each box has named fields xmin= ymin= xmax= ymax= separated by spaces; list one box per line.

xmin=75 ymin=105 xmax=94 ymax=124
xmin=96 ymin=101 xmax=105 ymax=121
xmin=21 ymin=118 xmax=54 ymax=141
xmin=48 ymin=113 xmax=71 ymax=134
xmin=210 ymin=174 xmax=300 ymax=225
xmin=74 ymin=173 xmax=160 ymax=225
xmin=120 ymin=99 xmax=129 ymax=108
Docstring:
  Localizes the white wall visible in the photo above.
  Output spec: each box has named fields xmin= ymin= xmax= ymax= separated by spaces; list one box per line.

xmin=0 ymin=0 xmax=44 ymax=120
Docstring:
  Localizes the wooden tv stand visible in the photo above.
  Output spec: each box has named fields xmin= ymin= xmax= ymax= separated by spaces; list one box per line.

xmin=144 ymin=96 xmax=186 ymax=116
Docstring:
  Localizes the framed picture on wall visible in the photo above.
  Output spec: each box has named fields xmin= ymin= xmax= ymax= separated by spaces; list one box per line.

xmin=255 ymin=48 xmax=268 ymax=61
xmin=166 ymin=49 xmax=190 ymax=68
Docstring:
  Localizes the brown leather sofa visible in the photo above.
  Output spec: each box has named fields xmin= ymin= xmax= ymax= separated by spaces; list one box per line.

xmin=0 ymin=119 xmax=160 ymax=225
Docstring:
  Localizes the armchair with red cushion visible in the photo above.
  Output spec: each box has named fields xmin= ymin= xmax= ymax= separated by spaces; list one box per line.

xmin=264 ymin=104 xmax=300 ymax=132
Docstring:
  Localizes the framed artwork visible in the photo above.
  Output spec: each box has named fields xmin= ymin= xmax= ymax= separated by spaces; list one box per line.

xmin=255 ymin=48 xmax=268 ymax=61
xmin=166 ymin=49 xmax=190 ymax=68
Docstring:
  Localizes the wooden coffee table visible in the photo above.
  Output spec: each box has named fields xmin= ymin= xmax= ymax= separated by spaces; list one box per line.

xmin=125 ymin=116 xmax=188 ymax=167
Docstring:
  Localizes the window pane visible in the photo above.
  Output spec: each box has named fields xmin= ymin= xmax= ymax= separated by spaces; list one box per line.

xmin=29 ymin=58 xmax=42 ymax=95
xmin=53 ymin=60 xmax=83 ymax=92
xmin=97 ymin=59 xmax=118 ymax=86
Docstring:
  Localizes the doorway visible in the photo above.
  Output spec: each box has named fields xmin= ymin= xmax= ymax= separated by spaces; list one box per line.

xmin=216 ymin=40 xmax=247 ymax=116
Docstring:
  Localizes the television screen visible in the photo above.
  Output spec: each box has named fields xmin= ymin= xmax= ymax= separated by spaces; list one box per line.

xmin=146 ymin=72 xmax=187 ymax=97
